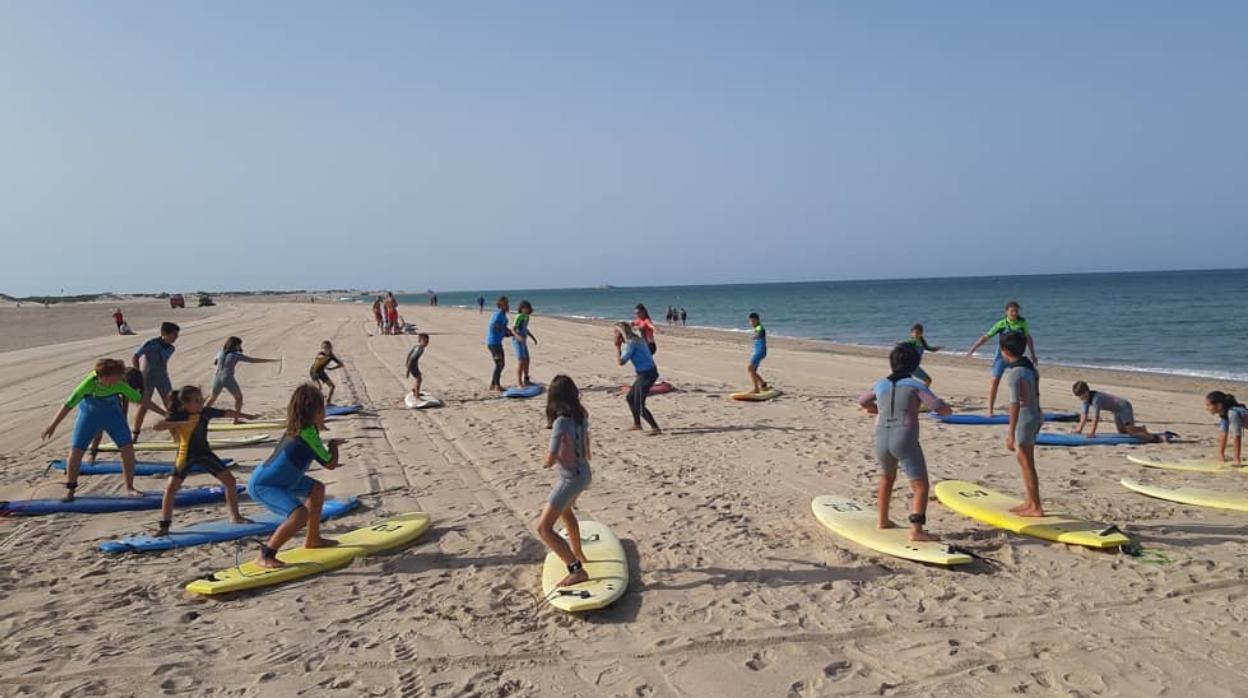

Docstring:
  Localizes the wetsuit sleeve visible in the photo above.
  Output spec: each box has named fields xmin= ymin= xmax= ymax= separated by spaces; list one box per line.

xmin=857 ymin=387 xmax=877 ymax=409
xmin=1006 ymin=371 xmax=1023 ymax=405
xmin=237 ymin=353 xmax=263 ymax=363
xmin=299 ymin=426 xmax=333 ymax=464
xmin=914 ymin=383 xmax=946 ymax=411
xmin=134 ymin=338 xmax=155 ymax=361
xmin=921 ymin=338 xmax=934 ymax=351
xmin=1081 ymin=400 xmax=1090 ymax=418
xmin=330 ymin=354 xmax=343 ymax=368
xmin=1231 ymin=411 xmax=1245 ymax=438
xmin=1090 ymin=395 xmax=1102 ymax=420
xmin=118 ymin=382 xmax=143 ymax=403
xmin=619 ymin=341 xmax=635 ymax=364
xmin=1220 ymin=417 xmax=1230 ymax=433
xmin=986 ymin=320 xmax=1006 ymax=337
xmin=65 ymin=374 xmax=96 ymax=407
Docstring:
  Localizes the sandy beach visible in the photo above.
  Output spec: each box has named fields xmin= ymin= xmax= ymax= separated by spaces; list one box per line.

xmin=2 ymin=298 xmax=1246 ymax=697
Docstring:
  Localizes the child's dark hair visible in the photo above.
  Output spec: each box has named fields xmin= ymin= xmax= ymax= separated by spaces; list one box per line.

xmin=634 ymin=303 xmax=650 ymax=320
xmin=94 ymin=358 xmax=127 ymax=378
xmin=889 ymin=343 xmax=920 ymax=376
xmin=160 ymin=321 xmax=180 ymax=335
xmin=168 ymin=385 xmax=203 ymax=415
xmin=1005 ymin=301 xmax=1021 ymax=312
xmin=497 ymin=296 xmax=509 ymax=309
xmin=911 ymin=323 xmax=924 ymax=333
xmin=1206 ymin=390 xmax=1241 ymax=418
xmin=285 ymin=384 xmax=326 ymax=437
xmin=518 ymin=300 xmax=533 ymax=313
xmin=748 ymin=312 xmax=760 ymax=322
xmin=1072 ymin=381 xmax=1091 ymax=398
xmin=124 ymin=367 xmax=144 ymax=393
xmin=999 ymin=332 xmax=1027 ymax=357
xmin=546 ymin=374 xmax=587 ymax=428
xmin=222 ymin=336 xmax=243 ymax=353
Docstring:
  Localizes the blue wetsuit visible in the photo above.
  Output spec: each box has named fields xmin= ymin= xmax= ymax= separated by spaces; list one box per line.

xmin=248 ymin=426 xmax=332 ymax=517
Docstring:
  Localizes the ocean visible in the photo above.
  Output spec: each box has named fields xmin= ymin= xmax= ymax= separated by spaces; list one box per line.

xmin=383 ymin=269 xmax=1248 ymax=382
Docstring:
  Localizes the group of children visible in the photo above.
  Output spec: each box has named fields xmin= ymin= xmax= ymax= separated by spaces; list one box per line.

xmin=483 ymin=296 xmax=539 ymax=392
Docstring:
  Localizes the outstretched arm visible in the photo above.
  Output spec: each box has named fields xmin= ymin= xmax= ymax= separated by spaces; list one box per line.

xmin=42 ymin=405 xmax=72 ymax=440
xmin=966 ymin=335 xmax=989 ymax=357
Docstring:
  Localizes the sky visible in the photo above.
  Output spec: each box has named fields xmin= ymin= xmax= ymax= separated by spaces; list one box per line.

xmin=1 ymin=2 xmax=1246 ymax=295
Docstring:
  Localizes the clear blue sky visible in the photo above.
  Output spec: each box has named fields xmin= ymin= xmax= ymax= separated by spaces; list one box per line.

xmin=2 ymin=2 xmax=1245 ymax=295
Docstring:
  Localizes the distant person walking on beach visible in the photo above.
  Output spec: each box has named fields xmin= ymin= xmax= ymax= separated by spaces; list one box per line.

xmin=633 ymin=304 xmax=657 ymax=355
xmin=1000 ymin=333 xmax=1044 ymax=517
xmin=513 ymin=300 xmax=539 ymax=387
xmin=857 ymin=343 xmax=953 ymax=541
xmin=486 ymin=297 xmax=513 ymax=392
xmin=1206 ymin=391 xmax=1248 ymax=466
xmin=309 ymin=341 xmax=344 ymax=405
xmin=207 ymin=336 xmax=279 ymax=422
xmin=901 ymin=323 xmax=941 ymax=386
xmin=965 ymin=301 xmax=1037 ymax=416
xmin=131 ymin=322 xmax=179 ymax=439
xmin=533 ymin=375 xmax=593 ymax=587
xmin=111 ymin=307 xmax=127 ymax=334
xmin=477 ymin=295 xmax=486 ymax=313
xmin=746 ymin=312 xmax=769 ymax=393
xmin=615 ymin=322 xmax=661 ymax=435
xmin=680 ymin=308 xmax=687 ymax=326
xmin=372 ymin=297 xmax=384 ymax=334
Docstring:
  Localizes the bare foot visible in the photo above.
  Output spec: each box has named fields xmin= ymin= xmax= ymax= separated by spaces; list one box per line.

xmin=231 ymin=516 xmax=254 ymax=524
xmin=878 ymin=520 xmax=898 ymax=530
xmin=1012 ymin=505 xmax=1046 ymax=517
xmin=126 ymin=487 xmax=146 ymax=498
xmin=255 ymin=554 xmax=285 ymax=569
xmin=304 ymin=536 xmax=339 ymax=549
xmin=911 ymin=530 xmax=941 ymax=542
xmin=557 ymin=569 xmax=589 ymax=587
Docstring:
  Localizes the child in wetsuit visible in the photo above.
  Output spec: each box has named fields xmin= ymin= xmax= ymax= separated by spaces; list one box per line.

xmin=533 ymin=375 xmax=593 ymax=588
xmin=902 ymin=323 xmax=941 ymax=386
xmin=131 ymin=321 xmax=180 ymax=439
xmin=1001 ymin=333 xmax=1044 ymax=517
xmin=1072 ymin=381 xmax=1163 ymax=442
xmin=207 ymin=336 xmax=278 ymax=422
xmin=486 ymin=297 xmax=512 ymax=392
xmin=152 ymin=385 xmax=255 ymax=535
xmin=747 ymin=312 xmax=769 ymax=393
xmin=965 ymin=302 xmax=1037 ymax=416
xmin=86 ymin=368 xmax=157 ymax=464
xmin=406 ymin=334 xmax=430 ymax=399
xmin=248 ymin=384 xmax=344 ymax=568
xmin=309 ymin=341 xmax=344 ymax=405
xmin=513 ymin=301 xmax=539 ymax=387
xmin=858 ymin=344 xmax=952 ymax=541
xmin=1206 ymin=391 xmax=1248 ymax=466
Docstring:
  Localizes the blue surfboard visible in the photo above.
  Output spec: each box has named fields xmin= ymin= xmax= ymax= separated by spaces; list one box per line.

xmin=1035 ymin=432 xmax=1148 ymax=446
xmin=98 ymin=496 xmax=360 ymax=553
xmin=503 ymin=384 xmax=545 ymax=399
xmin=932 ymin=412 xmax=1079 ymax=425
xmin=326 ymin=404 xmax=363 ymax=416
xmin=49 ymin=459 xmax=236 ymax=476
xmin=0 ymin=485 xmax=246 ymax=517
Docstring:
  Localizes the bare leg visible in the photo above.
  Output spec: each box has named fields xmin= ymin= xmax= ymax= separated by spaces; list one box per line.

xmin=303 ymin=481 xmax=337 ymax=548
xmin=63 ymin=447 xmax=85 ymax=501
xmin=323 ymin=378 xmax=336 ymax=406
xmin=257 ymin=506 xmax=309 ymax=568
xmin=231 ymin=387 xmax=244 ymax=423
xmin=877 ymin=471 xmax=897 ymax=529
xmin=908 ymin=478 xmax=940 ymax=541
xmin=117 ymin=444 xmax=142 ymax=496
xmin=218 ymin=471 xmax=249 ymax=522
xmin=748 ymin=364 xmax=761 ymax=392
xmin=206 ymin=386 xmax=223 ymax=408
xmin=413 ymin=375 xmax=423 ymax=398
xmin=534 ymin=503 xmax=588 ymax=586
xmin=561 ymin=500 xmax=586 ymax=563
xmin=987 ymin=377 xmax=1002 ymax=416
xmin=159 ymin=476 xmax=181 ymax=529
xmin=1012 ymin=443 xmax=1045 ymax=517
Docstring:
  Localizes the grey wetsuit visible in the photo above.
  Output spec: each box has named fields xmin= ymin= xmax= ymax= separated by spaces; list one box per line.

xmin=547 ymin=415 xmax=591 ymax=510
xmin=858 ymin=376 xmax=946 ymax=480
xmin=1005 ymin=364 xmax=1043 ymax=444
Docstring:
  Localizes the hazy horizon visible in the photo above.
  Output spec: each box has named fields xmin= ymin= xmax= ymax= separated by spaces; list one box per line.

xmin=3 ymin=2 xmax=1246 ymax=295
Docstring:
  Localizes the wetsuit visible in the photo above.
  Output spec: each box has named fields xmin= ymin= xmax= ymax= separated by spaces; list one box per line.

xmin=512 ymin=312 xmax=532 ymax=361
xmin=1005 ymin=360 xmax=1043 ymax=444
xmin=750 ymin=323 xmax=767 ymax=367
xmin=858 ymin=375 xmax=947 ymax=479
xmin=134 ymin=337 xmax=175 ymax=401
xmin=902 ymin=337 xmax=935 ymax=383
xmin=621 ymin=338 xmax=660 ymax=430
xmin=213 ymin=350 xmax=260 ymax=396
xmin=168 ymin=407 xmax=230 ymax=479
xmin=985 ymin=317 xmax=1029 ymax=379
xmin=547 ymin=415 xmax=591 ymax=510
xmin=1082 ymin=391 xmax=1136 ymax=430
xmin=1219 ymin=405 xmax=1248 ymax=439
xmin=248 ymin=426 xmax=332 ymax=517
xmin=486 ymin=309 xmax=509 ymax=386
xmin=309 ymin=352 xmax=341 ymax=383
xmin=66 ymin=372 xmax=143 ymax=450
xmin=405 ymin=345 xmax=425 ymax=378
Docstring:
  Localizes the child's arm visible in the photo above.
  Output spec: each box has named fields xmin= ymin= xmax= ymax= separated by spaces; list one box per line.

xmin=1235 ymin=433 xmax=1243 ymax=467
xmin=857 ymin=391 xmax=879 ymax=415
xmin=42 ymin=405 xmax=72 ymax=440
xmin=1006 ymin=401 xmax=1020 ymax=451
xmin=528 ymin=330 xmax=538 ymax=345
xmin=584 ymin=426 xmax=592 ymax=462
xmin=1217 ymin=430 xmax=1228 ymax=461
xmin=240 ymin=354 xmax=279 ymax=363
xmin=965 ymin=335 xmax=989 ymax=357
xmin=917 ymin=387 xmax=952 ymax=417
xmin=219 ymin=410 xmax=259 ymax=420
xmin=1027 ymin=335 xmax=1038 ymax=363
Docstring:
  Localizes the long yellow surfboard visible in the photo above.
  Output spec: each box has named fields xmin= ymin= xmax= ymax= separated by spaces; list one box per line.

xmin=100 ymin=433 xmax=271 ymax=452
xmin=811 ymin=495 xmax=971 ymax=565
xmin=541 ymin=521 xmax=628 ymax=612
xmin=1126 ymin=454 xmax=1244 ymax=474
xmin=1121 ymin=478 xmax=1248 ymax=512
xmin=208 ymin=420 xmax=285 ymax=432
xmin=934 ymin=480 xmax=1130 ymax=549
xmin=187 ymin=513 xmax=432 ymax=595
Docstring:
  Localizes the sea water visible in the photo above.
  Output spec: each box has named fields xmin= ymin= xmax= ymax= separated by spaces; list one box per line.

xmin=387 ymin=269 xmax=1248 ymax=382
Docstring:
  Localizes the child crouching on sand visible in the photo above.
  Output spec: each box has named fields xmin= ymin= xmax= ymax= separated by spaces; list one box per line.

xmin=533 ymin=375 xmax=592 ymax=587
xmin=858 ymin=344 xmax=952 ymax=541
xmin=248 ymin=384 xmax=344 ymax=568
xmin=1206 ymin=391 xmax=1248 ymax=466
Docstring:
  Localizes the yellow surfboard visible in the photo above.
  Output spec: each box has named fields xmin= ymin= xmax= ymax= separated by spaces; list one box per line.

xmin=100 ymin=433 xmax=271 ymax=452
xmin=208 ymin=420 xmax=285 ymax=432
xmin=541 ymin=521 xmax=628 ymax=612
xmin=186 ymin=513 xmax=432 ymax=595
xmin=934 ymin=480 xmax=1130 ymax=549
xmin=731 ymin=388 xmax=783 ymax=402
xmin=811 ymin=495 xmax=972 ymax=565
xmin=1126 ymin=454 xmax=1244 ymax=474
xmin=1121 ymin=478 xmax=1248 ymax=512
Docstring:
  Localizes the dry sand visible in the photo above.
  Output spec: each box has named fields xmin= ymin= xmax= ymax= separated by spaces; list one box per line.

xmin=1 ymin=298 xmax=1246 ymax=697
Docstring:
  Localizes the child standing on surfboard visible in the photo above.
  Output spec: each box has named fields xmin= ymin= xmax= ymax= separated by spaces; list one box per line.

xmin=747 ymin=312 xmax=769 ymax=394
xmin=534 ymin=375 xmax=592 ymax=587
xmin=965 ymin=302 xmax=1037 ymax=417
xmin=858 ymin=344 xmax=953 ymax=541
xmin=86 ymin=367 xmax=155 ymax=465
xmin=131 ymin=321 xmax=180 ymax=440
xmin=207 ymin=336 xmax=279 ymax=423
xmin=152 ymin=385 xmax=255 ymax=535
xmin=513 ymin=301 xmax=539 ymax=387
xmin=248 ymin=384 xmax=344 ymax=569
xmin=42 ymin=359 xmax=162 ymax=500
xmin=902 ymin=323 xmax=941 ymax=386
xmin=1205 ymin=391 xmax=1248 ymax=466
xmin=406 ymin=334 xmax=430 ymax=399
xmin=1000 ymin=333 xmax=1044 ymax=517
xmin=309 ymin=341 xmax=344 ymax=405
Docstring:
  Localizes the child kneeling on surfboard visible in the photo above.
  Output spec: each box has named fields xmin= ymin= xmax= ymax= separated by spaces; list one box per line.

xmin=1001 ymin=333 xmax=1045 ymax=517
xmin=248 ymin=384 xmax=345 ymax=569
xmin=858 ymin=344 xmax=952 ymax=541
xmin=534 ymin=375 xmax=592 ymax=587
xmin=1071 ymin=381 xmax=1168 ymax=443
xmin=152 ymin=385 xmax=256 ymax=536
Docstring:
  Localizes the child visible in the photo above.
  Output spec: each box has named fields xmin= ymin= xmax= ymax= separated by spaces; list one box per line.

xmin=152 ymin=385 xmax=254 ymax=535
xmin=248 ymin=384 xmax=345 ymax=569
xmin=902 ymin=323 xmax=941 ymax=386
xmin=747 ymin=312 xmax=769 ymax=393
xmin=513 ymin=301 xmax=539 ymax=387
xmin=406 ymin=334 xmax=430 ymax=398
xmin=372 ymin=297 xmax=384 ymax=334
xmin=1205 ymin=391 xmax=1247 ymax=466
xmin=1001 ymin=333 xmax=1044 ymax=516
xmin=87 ymin=367 xmax=157 ymax=464
xmin=309 ymin=341 xmax=344 ymax=404
xmin=965 ymin=302 xmax=1037 ymax=416
xmin=41 ymin=359 xmax=158 ymax=500
xmin=131 ymin=321 xmax=180 ymax=439
xmin=858 ymin=344 xmax=953 ymax=541
xmin=112 ymin=308 xmax=125 ymax=334
xmin=633 ymin=304 xmax=657 ymax=355
xmin=486 ymin=297 xmax=512 ymax=391
xmin=533 ymin=375 xmax=593 ymax=587
xmin=207 ymin=336 xmax=278 ymax=422
xmin=615 ymin=322 xmax=661 ymax=435
xmin=1072 ymin=381 xmax=1164 ymax=442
